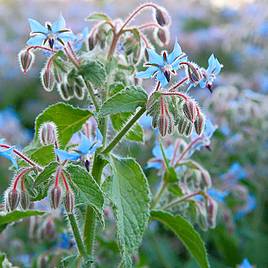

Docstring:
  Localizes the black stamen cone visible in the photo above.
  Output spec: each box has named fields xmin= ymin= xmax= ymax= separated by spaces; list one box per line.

xmin=49 ymin=39 xmax=54 ymax=49
xmin=164 ymin=70 xmax=171 ymax=82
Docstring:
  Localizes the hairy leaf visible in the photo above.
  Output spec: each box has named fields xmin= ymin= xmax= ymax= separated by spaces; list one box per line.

xmin=111 ymin=113 xmax=144 ymax=142
xmin=0 ymin=210 xmax=45 ymax=233
xmin=151 ymin=210 xmax=209 ymax=268
xmin=35 ymin=102 xmax=92 ymax=148
xmin=34 ymin=161 xmax=58 ymax=188
xmin=99 ymin=86 xmax=147 ymax=117
xmin=66 ymin=164 xmax=104 ymax=223
xmin=110 ymin=155 xmax=151 ymax=267
xmin=78 ymin=61 xmax=106 ymax=87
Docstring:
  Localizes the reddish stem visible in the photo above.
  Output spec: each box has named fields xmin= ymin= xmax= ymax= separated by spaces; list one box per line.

xmin=27 ymin=46 xmax=55 ymax=53
xmin=161 ymin=91 xmax=188 ymax=101
xmin=0 ymin=144 xmax=41 ymax=170
xmin=61 ymin=172 xmax=70 ymax=192
xmin=13 ymin=168 xmax=32 ymax=190
xmin=67 ymin=42 xmax=80 ymax=65
xmin=139 ymin=23 xmax=161 ymax=30
xmin=170 ymin=139 xmax=181 ymax=166
xmin=169 ymin=77 xmax=189 ymax=92
xmin=55 ymin=166 xmax=62 ymax=187
xmin=175 ymin=136 xmax=203 ymax=164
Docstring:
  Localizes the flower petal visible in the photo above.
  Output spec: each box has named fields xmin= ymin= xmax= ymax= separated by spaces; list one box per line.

xmin=77 ymin=134 xmax=92 ymax=155
xmin=28 ymin=18 xmax=48 ymax=34
xmin=55 ymin=149 xmax=80 ymax=161
xmin=26 ymin=35 xmax=46 ymax=46
xmin=136 ymin=66 xmax=158 ymax=79
xmin=156 ymin=71 xmax=168 ymax=87
xmin=52 ymin=15 xmax=66 ymax=33
xmin=167 ymin=42 xmax=182 ymax=64
xmin=147 ymin=48 xmax=164 ymax=66
xmin=57 ymin=32 xmax=76 ymax=42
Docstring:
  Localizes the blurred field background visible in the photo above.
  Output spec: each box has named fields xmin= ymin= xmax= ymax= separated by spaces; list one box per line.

xmin=1 ymin=0 xmax=268 ymax=267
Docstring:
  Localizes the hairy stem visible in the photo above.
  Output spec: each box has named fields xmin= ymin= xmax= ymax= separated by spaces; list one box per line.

xmin=151 ymin=180 xmax=167 ymax=209
xmin=102 ymin=107 xmax=146 ymax=154
xmin=68 ymin=213 xmax=87 ymax=257
xmin=163 ymin=191 xmax=203 ymax=210
xmin=84 ymin=80 xmax=100 ymax=112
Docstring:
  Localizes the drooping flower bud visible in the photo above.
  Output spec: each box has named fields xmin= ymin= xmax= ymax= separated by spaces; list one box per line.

xmin=53 ymin=66 xmax=64 ymax=83
xmin=206 ymin=196 xmax=218 ymax=229
xmin=57 ymin=82 xmax=73 ymax=101
xmin=41 ymin=67 xmax=55 ymax=92
xmin=194 ymin=112 xmax=205 ymax=135
xmin=64 ymin=190 xmax=75 ymax=214
xmin=49 ymin=186 xmax=62 ymax=209
xmin=200 ymin=169 xmax=212 ymax=189
xmin=177 ymin=118 xmax=193 ymax=136
xmin=88 ymin=33 xmax=97 ymax=50
xmin=20 ymin=190 xmax=31 ymax=210
xmin=155 ymin=28 xmax=170 ymax=47
xmin=158 ymin=114 xmax=169 ymax=137
xmin=186 ymin=62 xmax=203 ymax=84
xmin=18 ymin=49 xmax=35 ymax=73
xmin=39 ymin=122 xmax=57 ymax=146
xmin=183 ymin=99 xmax=197 ymax=123
xmin=154 ymin=7 xmax=170 ymax=27
xmin=73 ymin=84 xmax=85 ymax=100
xmin=6 ymin=189 xmax=20 ymax=211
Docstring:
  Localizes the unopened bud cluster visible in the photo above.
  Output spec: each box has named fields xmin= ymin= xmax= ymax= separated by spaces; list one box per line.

xmin=39 ymin=122 xmax=58 ymax=146
xmin=147 ymin=92 xmax=205 ymax=137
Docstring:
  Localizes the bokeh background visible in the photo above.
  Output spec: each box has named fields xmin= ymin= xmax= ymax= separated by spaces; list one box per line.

xmin=1 ymin=0 xmax=268 ymax=267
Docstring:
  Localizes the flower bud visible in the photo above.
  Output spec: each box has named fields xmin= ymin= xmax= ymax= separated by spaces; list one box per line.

xmin=64 ymin=191 xmax=75 ymax=214
xmin=155 ymin=28 xmax=170 ymax=47
xmin=200 ymin=169 xmax=212 ymax=189
xmin=18 ymin=49 xmax=35 ymax=73
xmin=41 ymin=67 xmax=55 ymax=92
xmin=20 ymin=190 xmax=31 ymax=210
xmin=7 ymin=189 xmax=20 ymax=211
xmin=206 ymin=196 xmax=218 ymax=229
xmin=158 ymin=114 xmax=169 ymax=137
xmin=187 ymin=62 xmax=203 ymax=84
xmin=39 ymin=122 xmax=57 ymax=146
xmin=57 ymin=82 xmax=73 ymax=101
xmin=183 ymin=100 xmax=197 ymax=123
xmin=88 ymin=33 xmax=97 ymax=50
xmin=49 ymin=186 xmax=62 ymax=209
xmin=177 ymin=118 xmax=193 ymax=136
xmin=194 ymin=112 xmax=205 ymax=135
xmin=53 ymin=66 xmax=64 ymax=83
xmin=154 ymin=7 xmax=170 ymax=26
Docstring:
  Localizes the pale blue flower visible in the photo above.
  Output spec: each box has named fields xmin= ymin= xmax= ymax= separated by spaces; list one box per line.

xmin=199 ymin=54 xmax=223 ymax=91
xmin=55 ymin=129 xmax=103 ymax=161
xmin=27 ymin=15 xmax=76 ymax=49
xmin=221 ymin=162 xmax=247 ymax=181
xmin=208 ymin=188 xmax=229 ymax=203
xmin=0 ymin=139 xmax=18 ymax=168
xmin=72 ymin=27 xmax=89 ymax=51
xmin=235 ymin=194 xmax=256 ymax=220
xmin=239 ymin=259 xmax=253 ymax=268
xmin=136 ymin=42 xmax=186 ymax=87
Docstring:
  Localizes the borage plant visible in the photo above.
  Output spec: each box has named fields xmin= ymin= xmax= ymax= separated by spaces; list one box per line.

xmin=0 ymin=3 xmax=222 ymax=267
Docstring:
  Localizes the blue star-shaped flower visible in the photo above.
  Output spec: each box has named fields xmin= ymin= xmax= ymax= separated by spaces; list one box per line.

xmin=136 ymin=42 xmax=186 ymax=87
xmin=199 ymin=54 xmax=223 ymax=91
xmin=27 ymin=15 xmax=76 ymax=49
xmin=55 ymin=129 xmax=103 ymax=161
xmin=0 ymin=139 xmax=18 ymax=168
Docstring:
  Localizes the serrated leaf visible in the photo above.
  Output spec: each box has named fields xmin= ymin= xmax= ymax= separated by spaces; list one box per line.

xmin=0 ymin=210 xmax=45 ymax=233
xmin=99 ymin=86 xmax=147 ymax=117
xmin=151 ymin=210 xmax=209 ymax=268
xmin=86 ymin=12 xmax=110 ymax=21
xmin=110 ymin=155 xmax=151 ymax=267
xmin=34 ymin=103 xmax=92 ymax=148
xmin=111 ymin=113 xmax=143 ymax=142
xmin=66 ymin=164 xmax=104 ymax=223
xmin=78 ymin=61 xmax=106 ymax=87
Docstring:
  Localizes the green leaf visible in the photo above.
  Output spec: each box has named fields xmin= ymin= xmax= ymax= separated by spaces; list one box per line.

xmin=66 ymin=164 xmax=104 ymax=223
xmin=78 ymin=61 xmax=106 ymax=87
xmin=110 ymin=155 xmax=151 ymax=267
xmin=0 ymin=210 xmax=45 ymax=233
xmin=27 ymin=145 xmax=55 ymax=166
xmin=99 ymin=86 xmax=147 ymax=117
xmin=151 ymin=210 xmax=209 ymax=268
xmin=111 ymin=113 xmax=143 ymax=142
xmin=34 ymin=103 xmax=92 ymax=148
xmin=86 ymin=12 xmax=110 ymax=21
xmin=34 ymin=161 xmax=58 ymax=188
